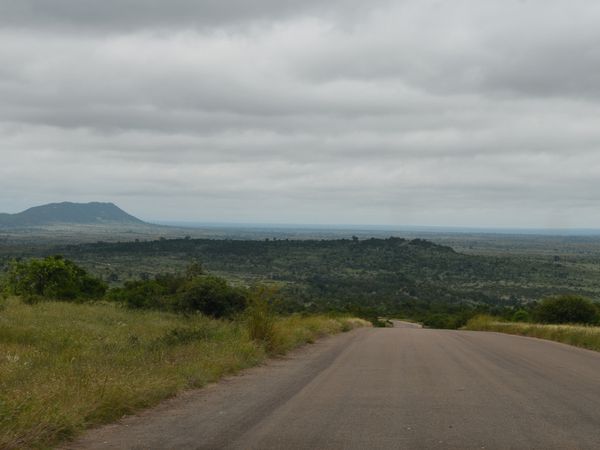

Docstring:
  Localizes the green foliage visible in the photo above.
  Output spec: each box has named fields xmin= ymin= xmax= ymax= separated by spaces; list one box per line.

xmin=109 ymin=266 xmax=247 ymax=318
xmin=511 ymin=309 xmax=530 ymax=322
xmin=50 ymin=236 xmax=599 ymax=315
xmin=347 ymin=305 xmax=385 ymax=327
xmin=420 ymin=311 xmax=473 ymax=329
xmin=464 ymin=314 xmax=498 ymax=330
xmin=177 ymin=276 xmax=246 ymax=317
xmin=5 ymin=256 xmax=106 ymax=301
xmin=245 ymin=285 xmax=278 ymax=349
xmin=405 ymin=302 xmax=494 ymax=329
xmin=0 ymin=298 xmax=365 ymax=448
xmin=5 ymin=237 xmax=599 ymax=324
xmin=421 ymin=313 xmax=456 ymax=329
xmin=465 ymin=315 xmax=600 ymax=353
xmin=185 ymin=261 xmax=204 ymax=278
xmin=535 ymin=295 xmax=599 ymax=325
xmin=109 ymin=279 xmax=168 ymax=309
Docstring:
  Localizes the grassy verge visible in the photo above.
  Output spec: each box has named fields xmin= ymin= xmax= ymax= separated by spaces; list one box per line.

xmin=465 ymin=315 xmax=600 ymax=352
xmin=0 ymin=298 xmax=368 ymax=449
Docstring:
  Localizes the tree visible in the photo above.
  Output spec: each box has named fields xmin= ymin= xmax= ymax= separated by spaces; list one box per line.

xmin=535 ymin=295 xmax=598 ymax=325
xmin=185 ymin=262 xmax=204 ymax=279
xmin=111 ymin=280 xmax=166 ymax=309
xmin=177 ymin=276 xmax=246 ymax=318
xmin=6 ymin=256 xmax=107 ymax=301
xmin=511 ymin=310 xmax=530 ymax=322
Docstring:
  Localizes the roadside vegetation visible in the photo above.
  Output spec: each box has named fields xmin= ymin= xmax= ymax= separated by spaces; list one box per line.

xmin=3 ymin=251 xmax=600 ymax=447
xmin=0 ymin=257 xmax=368 ymax=449
xmin=465 ymin=315 xmax=600 ymax=352
xmin=465 ymin=295 xmax=600 ymax=351
xmin=6 ymin=255 xmax=107 ymax=303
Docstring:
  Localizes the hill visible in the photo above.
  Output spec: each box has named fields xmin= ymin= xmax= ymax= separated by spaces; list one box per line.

xmin=0 ymin=202 xmax=145 ymax=228
xmin=53 ymin=236 xmax=599 ymax=313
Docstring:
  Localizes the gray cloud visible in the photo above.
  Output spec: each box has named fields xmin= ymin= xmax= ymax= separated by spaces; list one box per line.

xmin=1 ymin=0 xmax=599 ymax=227
xmin=297 ymin=0 xmax=600 ymax=99
xmin=0 ymin=0 xmax=381 ymax=31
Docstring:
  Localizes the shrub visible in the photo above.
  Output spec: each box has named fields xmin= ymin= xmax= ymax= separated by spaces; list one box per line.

xmin=5 ymin=256 xmax=107 ymax=301
xmin=110 ymin=280 xmax=168 ymax=309
xmin=246 ymin=285 xmax=278 ymax=350
xmin=177 ymin=276 xmax=246 ymax=318
xmin=511 ymin=309 xmax=530 ymax=322
xmin=108 ymin=266 xmax=246 ymax=318
xmin=421 ymin=313 xmax=454 ymax=329
xmin=421 ymin=311 xmax=474 ymax=329
xmin=535 ymin=295 xmax=599 ymax=325
xmin=465 ymin=314 xmax=497 ymax=330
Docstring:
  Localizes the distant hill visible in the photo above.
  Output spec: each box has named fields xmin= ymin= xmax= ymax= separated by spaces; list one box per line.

xmin=58 ymin=235 xmax=585 ymax=309
xmin=0 ymin=202 xmax=145 ymax=228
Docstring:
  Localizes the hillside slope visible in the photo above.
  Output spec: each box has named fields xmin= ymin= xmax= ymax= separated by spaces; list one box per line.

xmin=56 ymin=237 xmax=594 ymax=311
xmin=0 ymin=202 xmax=145 ymax=227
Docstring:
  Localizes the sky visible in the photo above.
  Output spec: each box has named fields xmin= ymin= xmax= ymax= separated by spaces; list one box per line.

xmin=1 ymin=0 xmax=600 ymax=228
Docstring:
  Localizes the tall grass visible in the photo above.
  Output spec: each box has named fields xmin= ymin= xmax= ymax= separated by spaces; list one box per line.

xmin=245 ymin=285 xmax=278 ymax=350
xmin=465 ymin=315 xmax=600 ymax=352
xmin=0 ymin=298 xmax=367 ymax=449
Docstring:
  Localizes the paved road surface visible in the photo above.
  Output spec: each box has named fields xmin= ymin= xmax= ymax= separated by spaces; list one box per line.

xmin=68 ymin=326 xmax=600 ymax=449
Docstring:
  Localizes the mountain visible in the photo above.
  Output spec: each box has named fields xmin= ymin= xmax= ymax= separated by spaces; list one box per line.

xmin=0 ymin=202 xmax=145 ymax=228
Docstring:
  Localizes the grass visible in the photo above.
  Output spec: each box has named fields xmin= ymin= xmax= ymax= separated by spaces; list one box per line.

xmin=465 ymin=315 xmax=600 ymax=352
xmin=0 ymin=298 xmax=368 ymax=449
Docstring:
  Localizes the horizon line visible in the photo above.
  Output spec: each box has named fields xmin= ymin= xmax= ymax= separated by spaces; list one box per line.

xmin=149 ymin=220 xmax=600 ymax=236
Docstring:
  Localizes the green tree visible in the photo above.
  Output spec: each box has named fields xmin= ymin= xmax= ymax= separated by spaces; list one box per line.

xmin=110 ymin=280 xmax=167 ymax=309
xmin=185 ymin=262 xmax=204 ymax=279
xmin=6 ymin=256 xmax=107 ymax=301
xmin=177 ymin=276 xmax=246 ymax=318
xmin=535 ymin=295 xmax=598 ymax=325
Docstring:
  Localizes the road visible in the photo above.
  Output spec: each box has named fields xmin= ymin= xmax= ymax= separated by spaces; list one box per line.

xmin=68 ymin=326 xmax=600 ymax=449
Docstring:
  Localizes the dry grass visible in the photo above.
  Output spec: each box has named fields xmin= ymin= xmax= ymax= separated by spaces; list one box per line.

xmin=465 ymin=315 xmax=600 ymax=352
xmin=0 ymin=298 xmax=367 ymax=449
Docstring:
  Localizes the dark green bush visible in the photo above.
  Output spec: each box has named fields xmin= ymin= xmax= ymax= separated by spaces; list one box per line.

xmin=421 ymin=313 xmax=454 ymax=329
xmin=535 ymin=295 xmax=599 ymax=325
xmin=5 ymin=256 xmax=107 ymax=301
xmin=511 ymin=309 xmax=530 ymax=322
xmin=109 ymin=267 xmax=247 ymax=318
xmin=420 ymin=310 xmax=475 ymax=329
xmin=177 ymin=276 xmax=246 ymax=318
xmin=110 ymin=280 xmax=169 ymax=309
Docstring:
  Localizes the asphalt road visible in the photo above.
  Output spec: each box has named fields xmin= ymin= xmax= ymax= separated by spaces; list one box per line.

xmin=68 ymin=326 xmax=600 ymax=450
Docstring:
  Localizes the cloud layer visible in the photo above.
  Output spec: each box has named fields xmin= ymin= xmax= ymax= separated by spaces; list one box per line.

xmin=2 ymin=0 xmax=600 ymax=227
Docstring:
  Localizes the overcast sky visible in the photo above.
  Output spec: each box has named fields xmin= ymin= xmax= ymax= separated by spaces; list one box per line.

xmin=1 ymin=0 xmax=600 ymax=228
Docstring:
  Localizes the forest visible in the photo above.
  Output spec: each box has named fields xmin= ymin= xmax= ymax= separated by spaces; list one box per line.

xmin=2 ymin=235 xmax=598 ymax=326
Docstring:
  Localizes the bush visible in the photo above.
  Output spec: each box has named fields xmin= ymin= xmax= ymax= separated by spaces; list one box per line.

xmin=421 ymin=311 xmax=474 ymax=329
xmin=177 ymin=276 xmax=246 ymax=318
xmin=464 ymin=314 xmax=497 ymax=330
xmin=246 ymin=285 xmax=278 ymax=350
xmin=5 ymin=256 xmax=107 ymax=301
xmin=421 ymin=313 xmax=454 ymax=329
xmin=109 ymin=268 xmax=247 ymax=318
xmin=110 ymin=279 xmax=169 ymax=309
xmin=535 ymin=295 xmax=599 ymax=325
xmin=512 ymin=309 xmax=530 ymax=322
